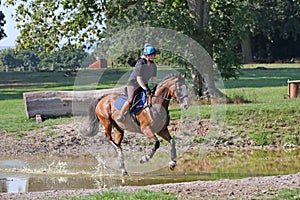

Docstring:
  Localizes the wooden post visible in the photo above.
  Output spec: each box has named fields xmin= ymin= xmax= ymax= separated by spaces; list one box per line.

xmin=288 ymin=80 xmax=300 ymax=98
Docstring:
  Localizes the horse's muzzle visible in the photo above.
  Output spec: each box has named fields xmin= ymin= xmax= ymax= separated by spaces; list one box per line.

xmin=180 ymin=97 xmax=189 ymax=110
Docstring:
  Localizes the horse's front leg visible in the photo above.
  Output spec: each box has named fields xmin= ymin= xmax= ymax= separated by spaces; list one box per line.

xmin=140 ymin=126 xmax=160 ymax=163
xmin=169 ymin=138 xmax=177 ymax=170
xmin=140 ymin=139 xmax=160 ymax=163
xmin=157 ymin=129 xmax=177 ymax=170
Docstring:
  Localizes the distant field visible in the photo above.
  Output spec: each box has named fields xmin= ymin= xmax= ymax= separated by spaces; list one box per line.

xmin=244 ymin=63 xmax=300 ymax=69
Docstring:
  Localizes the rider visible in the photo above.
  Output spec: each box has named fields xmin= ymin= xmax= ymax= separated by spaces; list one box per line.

xmin=117 ymin=43 xmax=157 ymax=122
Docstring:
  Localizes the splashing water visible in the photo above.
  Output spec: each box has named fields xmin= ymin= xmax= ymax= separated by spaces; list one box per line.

xmin=46 ymin=161 xmax=68 ymax=174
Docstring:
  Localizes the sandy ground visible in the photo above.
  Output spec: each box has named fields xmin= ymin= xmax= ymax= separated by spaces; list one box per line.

xmin=0 ymin=119 xmax=299 ymax=199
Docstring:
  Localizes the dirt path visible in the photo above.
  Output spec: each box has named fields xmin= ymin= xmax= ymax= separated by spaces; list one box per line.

xmin=0 ymin=119 xmax=299 ymax=199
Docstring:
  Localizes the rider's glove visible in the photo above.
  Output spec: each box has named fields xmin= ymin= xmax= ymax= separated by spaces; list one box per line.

xmin=145 ymin=86 xmax=151 ymax=95
xmin=151 ymin=85 xmax=157 ymax=95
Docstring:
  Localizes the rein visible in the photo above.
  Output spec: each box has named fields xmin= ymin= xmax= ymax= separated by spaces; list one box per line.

xmin=151 ymin=95 xmax=172 ymax=101
xmin=148 ymin=85 xmax=186 ymax=105
xmin=149 ymin=79 xmax=188 ymax=105
xmin=144 ymin=76 xmax=187 ymax=109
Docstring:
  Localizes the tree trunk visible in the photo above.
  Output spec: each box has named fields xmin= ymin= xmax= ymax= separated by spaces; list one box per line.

xmin=241 ymin=27 xmax=253 ymax=63
xmin=187 ymin=0 xmax=210 ymax=32
xmin=187 ymin=0 xmax=226 ymax=100
xmin=23 ymin=87 xmax=124 ymax=118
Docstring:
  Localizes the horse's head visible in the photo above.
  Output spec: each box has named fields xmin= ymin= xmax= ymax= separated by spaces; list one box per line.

xmin=156 ymin=73 xmax=189 ymax=110
xmin=171 ymin=73 xmax=189 ymax=110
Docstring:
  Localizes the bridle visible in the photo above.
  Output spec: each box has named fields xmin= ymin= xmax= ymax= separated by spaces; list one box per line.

xmin=174 ymin=80 xmax=188 ymax=104
xmin=150 ymin=79 xmax=188 ymax=104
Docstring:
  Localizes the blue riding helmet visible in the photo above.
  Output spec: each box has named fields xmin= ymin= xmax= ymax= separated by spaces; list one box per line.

xmin=143 ymin=45 xmax=156 ymax=56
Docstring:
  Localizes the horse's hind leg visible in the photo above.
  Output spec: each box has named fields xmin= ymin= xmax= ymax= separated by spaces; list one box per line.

xmin=157 ymin=129 xmax=177 ymax=170
xmin=109 ymin=139 xmax=127 ymax=176
xmin=101 ymin=118 xmax=127 ymax=176
xmin=112 ymin=127 xmax=127 ymax=176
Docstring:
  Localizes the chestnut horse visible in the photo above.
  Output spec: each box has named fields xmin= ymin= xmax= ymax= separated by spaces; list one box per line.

xmin=86 ymin=73 xmax=189 ymax=176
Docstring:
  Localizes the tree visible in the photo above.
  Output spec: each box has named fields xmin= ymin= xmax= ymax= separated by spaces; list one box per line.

xmin=37 ymin=48 xmax=88 ymax=70
xmin=250 ymin=0 xmax=300 ymax=62
xmin=0 ymin=47 xmax=88 ymax=71
xmin=0 ymin=48 xmax=21 ymax=71
xmin=38 ymin=53 xmax=55 ymax=70
xmin=54 ymin=48 xmax=88 ymax=70
xmin=16 ymin=49 xmax=39 ymax=71
xmin=6 ymin=0 xmax=106 ymax=51
xmin=9 ymin=0 xmax=224 ymax=97
xmin=208 ymin=0 xmax=255 ymax=79
xmin=0 ymin=2 xmax=7 ymax=40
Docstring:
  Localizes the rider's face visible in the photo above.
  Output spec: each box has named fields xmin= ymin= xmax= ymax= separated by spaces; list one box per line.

xmin=147 ymin=54 xmax=155 ymax=61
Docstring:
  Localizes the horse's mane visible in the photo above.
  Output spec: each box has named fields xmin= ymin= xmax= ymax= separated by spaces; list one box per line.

xmin=159 ymin=73 xmax=180 ymax=85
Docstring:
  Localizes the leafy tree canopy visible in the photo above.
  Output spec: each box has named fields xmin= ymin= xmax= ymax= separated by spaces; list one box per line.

xmin=0 ymin=47 xmax=88 ymax=71
xmin=0 ymin=2 xmax=7 ymax=40
xmin=5 ymin=0 xmax=106 ymax=51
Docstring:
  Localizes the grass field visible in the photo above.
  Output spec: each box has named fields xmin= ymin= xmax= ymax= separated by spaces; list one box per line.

xmin=56 ymin=190 xmax=177 ymax=200
xmin=221 ymin=66 xmax=300 ymax=146
xmin=0 ymin=65 xmax=300 ymax=146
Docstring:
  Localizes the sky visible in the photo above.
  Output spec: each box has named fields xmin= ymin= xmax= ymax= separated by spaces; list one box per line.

xmin=0 ymin=5 xmax=20 ymax=47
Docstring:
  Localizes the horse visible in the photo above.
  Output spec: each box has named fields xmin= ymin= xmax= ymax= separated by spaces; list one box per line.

xmin=86 ymin=73 xmax=189 ymax=176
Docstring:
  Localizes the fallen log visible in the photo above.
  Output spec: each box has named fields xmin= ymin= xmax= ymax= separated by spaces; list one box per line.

xmin=23 ymin=87 xmax=125 ymax=118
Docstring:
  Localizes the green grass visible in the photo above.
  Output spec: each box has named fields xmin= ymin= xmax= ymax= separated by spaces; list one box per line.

xmin=244 ymin=63 xmax=300 ymax=69
xmin=186 ymin=97 xmax=300 ymax=146
xmin=0 ymin=67 xmax=186 ymax=134
xmin=221 ymin=67 xmax=300 ymax=146
xmin=0 ymin=71 xmax=75 ymax=100
xmin=0 ymin=68 xmax=134 ymax=133
xmin=170 ymin=65 xmax=300 ymax=146
xmin=51 ymin=190 xmax=178 ymax=200
xmin=1 ymin=65 xmax=300 ymax=146
xmin=0 ymin=99 xmax=72 ymax=134
xmin=277 ymin=188 xmax=300 ymax=200
xmin=251 ymin=188 xmax=300 ymax=200
xmin=47 ymin=188 xmax=300 ymax=200
xmin=0 ymin=69 xmax=130 ymax=100
xmin=224 ymin=67 xmax=300 ymax=91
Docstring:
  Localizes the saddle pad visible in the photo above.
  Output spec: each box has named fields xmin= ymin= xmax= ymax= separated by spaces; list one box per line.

xmin=114 ymin=94 xmax=127 ymax=110
xmin=114 ymin=92 xmax=147 ymax=114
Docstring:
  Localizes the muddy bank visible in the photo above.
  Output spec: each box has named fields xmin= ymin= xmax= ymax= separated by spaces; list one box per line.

xmin=0 ymin=119 xmax=209 ymax=156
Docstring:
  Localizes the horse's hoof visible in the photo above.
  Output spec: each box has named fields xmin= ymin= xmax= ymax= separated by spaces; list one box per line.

xmin=121 ymin=170 xmax=128 ymax=177
xmin=140 ymin=155 xmax=149 ymax=164
xmin=169 ymin=160 xmax=176 ymax=170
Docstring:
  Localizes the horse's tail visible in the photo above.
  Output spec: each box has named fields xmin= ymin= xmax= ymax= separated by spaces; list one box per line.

xmin=85 ymin=98 xmax=101 ymax=137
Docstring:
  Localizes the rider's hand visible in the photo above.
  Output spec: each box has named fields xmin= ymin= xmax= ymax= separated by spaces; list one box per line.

xmin=146 ymin=88 xmax=151 ymax=95
xmin=151 ymin=85 xmax=157 ymax=95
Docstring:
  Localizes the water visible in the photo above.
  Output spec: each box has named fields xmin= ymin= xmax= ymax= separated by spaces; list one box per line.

xmin=0 ymin=148 xmax=299 ymax=193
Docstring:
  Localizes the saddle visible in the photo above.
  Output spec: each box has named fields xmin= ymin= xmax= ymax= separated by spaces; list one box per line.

xmin=114 ymin=87 xmax=147 ymax=115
